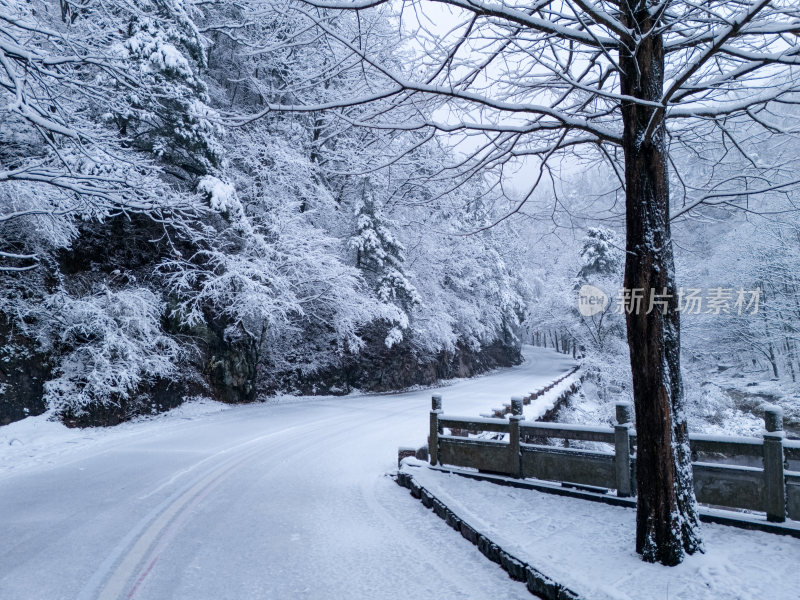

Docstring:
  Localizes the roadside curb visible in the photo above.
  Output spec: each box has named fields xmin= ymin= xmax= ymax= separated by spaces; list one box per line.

xmin=394 ymin=468 xmax=584 ymax=600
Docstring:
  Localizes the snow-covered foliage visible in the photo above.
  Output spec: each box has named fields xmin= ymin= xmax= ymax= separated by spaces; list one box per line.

xmin=152 ymin=0 xmax=531 ymax=388
xmin=524 ymin=168 xmax=800 ymax=436
xmin=112 ymin=3 xmax=224 ymax=173
xmin=36 ymin=287 xmax=181 ymax=416
xmin=350 ymin=192 xmax=421 ymax=311
xmin=577 ymin=228 xmax=622 ymax=282
xmin=197 ymin=176 xmax=241 ymax=216
xmin=0 ymin=0 xmax=530 ymax=421
xmin=0 ymin=0 xmax=204 ymax=245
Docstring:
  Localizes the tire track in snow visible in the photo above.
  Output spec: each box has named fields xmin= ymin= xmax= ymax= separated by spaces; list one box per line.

xmin=79 ymin=411 xmax=363 ymax=600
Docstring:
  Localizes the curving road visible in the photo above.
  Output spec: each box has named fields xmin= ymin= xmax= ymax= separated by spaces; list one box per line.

xmin=0 ymin=348 xmax=576 ymax=600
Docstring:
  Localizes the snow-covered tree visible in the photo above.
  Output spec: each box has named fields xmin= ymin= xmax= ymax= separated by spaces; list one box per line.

xmin=0 ymin=0 xmax=207 ymax=417
xmin=578 ymin=228 xmax=623 ymax=283
xmin=350 ymin=186 xmax=421 ymax=344
xmin=110 ymin=1 xmax=224 ymax=176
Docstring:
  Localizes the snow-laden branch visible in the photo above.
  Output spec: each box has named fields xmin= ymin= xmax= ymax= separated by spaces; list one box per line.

xmin=663 ymin=0 xmax=774 ymax=105
xmin=260 ymin=5 xmax=624 ymax=142
xmin=300 ymin=0 xmax=621 ymax=47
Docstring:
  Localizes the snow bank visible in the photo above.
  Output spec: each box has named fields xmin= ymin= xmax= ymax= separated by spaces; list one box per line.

xmin=0 ymin=398 xmax=228 ymax=478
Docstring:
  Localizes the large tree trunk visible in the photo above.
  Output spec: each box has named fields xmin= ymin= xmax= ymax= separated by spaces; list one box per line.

xmin=619 ymin=2 xmax=702 ymax=566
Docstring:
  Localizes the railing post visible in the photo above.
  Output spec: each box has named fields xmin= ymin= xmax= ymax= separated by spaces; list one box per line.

xmin=615 ymin=401 xmax=634 ymax=497
xmin=509 ymin=414 xmax=522 ymax=477
xmin=763 ymin=405 xmax=786 ymax=522
xmin=429 ymin=395 xmax=442 ymax=466
xmin=511 ymin=396 xmax=524 ymax=417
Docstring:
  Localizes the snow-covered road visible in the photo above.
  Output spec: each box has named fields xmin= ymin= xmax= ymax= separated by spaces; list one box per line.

xmin=0 ymin=347 xmax=576 ymax=600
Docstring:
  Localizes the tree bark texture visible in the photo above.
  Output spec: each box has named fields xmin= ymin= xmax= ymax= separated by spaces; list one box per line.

xmin=619 ymin=0 xmax=703 ymax=565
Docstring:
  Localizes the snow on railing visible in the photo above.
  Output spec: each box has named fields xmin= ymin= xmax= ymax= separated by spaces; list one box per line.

xmin=484 ymin=366 xmax=580 ymax=420
xmin=423 ymin=398 xmax=798 ymax=523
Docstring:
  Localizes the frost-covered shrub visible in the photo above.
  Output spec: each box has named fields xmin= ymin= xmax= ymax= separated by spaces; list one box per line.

xmin=682 ymin=377 xmax=763 ymax=436
xmin=38 ymin=286 xmax=181 ymax=416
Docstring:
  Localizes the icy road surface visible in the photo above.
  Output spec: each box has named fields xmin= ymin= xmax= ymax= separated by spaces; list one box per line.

xmin=0 ymin=347 xmax=576 ymax=600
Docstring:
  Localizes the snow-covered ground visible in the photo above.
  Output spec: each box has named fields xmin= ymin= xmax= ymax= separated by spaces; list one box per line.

xmin=405 ymin=463 xmax=800 ymax=600
xmin=553 ymin=362 xmax=800 ymax=440
xmin=683 ymin=369 xmax=800 ymax=437
xmin=0 ymin=346 xmax=573 ymax=600
xmin=0 ymin=397 xmax=231 ymax=478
